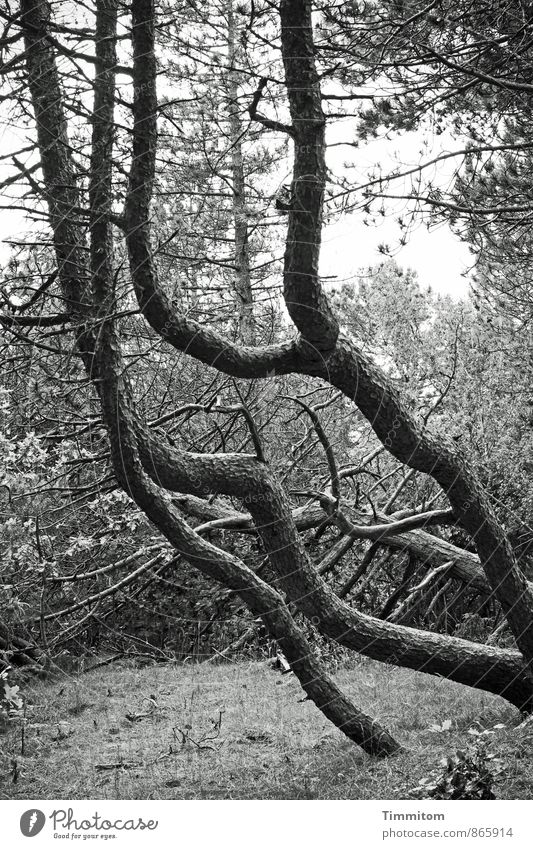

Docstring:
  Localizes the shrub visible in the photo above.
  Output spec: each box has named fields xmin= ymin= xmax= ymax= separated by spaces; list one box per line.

xmin=0 ymin=668 xmax=24 ymax=733
xmin=411 ymin=740 xmax=505 ymax=799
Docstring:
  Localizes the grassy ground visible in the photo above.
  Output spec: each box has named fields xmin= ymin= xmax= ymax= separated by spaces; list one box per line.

xmin=1 ymin=657 xmax=533 ymax=800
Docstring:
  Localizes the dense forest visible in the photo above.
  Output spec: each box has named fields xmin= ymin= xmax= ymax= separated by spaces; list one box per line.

xmin=2 ymin=0 xmax=533 ymax=762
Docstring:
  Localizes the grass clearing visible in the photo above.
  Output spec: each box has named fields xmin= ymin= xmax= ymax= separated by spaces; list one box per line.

xmin=1 ymin=658 xmax=532 ymax=799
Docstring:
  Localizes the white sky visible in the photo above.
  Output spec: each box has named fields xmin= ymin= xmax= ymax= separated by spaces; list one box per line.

xmin=321 ymin=213 xmax=471 ymax=299
xmin=319 ymin=122 xmax=473 ymax=299
xmin=0 ymin=174 xmax=473 ymax=302
xmin=0 ymin=97 xmax=473 ymax=300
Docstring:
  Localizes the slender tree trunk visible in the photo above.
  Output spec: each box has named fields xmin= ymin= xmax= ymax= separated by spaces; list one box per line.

xmin=226 ymin=0 xmax=255 ymax=343
xmin=379 ymin=554 xmax=418 ymax=619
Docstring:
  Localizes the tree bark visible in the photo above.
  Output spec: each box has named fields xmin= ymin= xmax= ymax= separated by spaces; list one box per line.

xmin=226 ymin=0 xmax=255 ymax=344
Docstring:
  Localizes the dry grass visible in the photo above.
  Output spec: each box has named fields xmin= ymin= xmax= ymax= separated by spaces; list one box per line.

xmin=1 ymin=657 xmax=532 ymax=799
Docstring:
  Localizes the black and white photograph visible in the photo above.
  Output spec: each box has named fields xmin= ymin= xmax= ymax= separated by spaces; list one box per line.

xmin=1 ymin=0 xmax=533 ymax=838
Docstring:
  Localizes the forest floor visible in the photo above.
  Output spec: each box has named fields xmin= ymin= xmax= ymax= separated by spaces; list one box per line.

xmin=1 ymin=657 xmax=533 ymax=800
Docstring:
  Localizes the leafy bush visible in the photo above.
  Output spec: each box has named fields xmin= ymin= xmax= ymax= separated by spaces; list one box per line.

xmin=411 ymin=740 xmax=506 ymax=799
xmin=0 ymin=668 xmax=24 ymax=732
